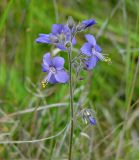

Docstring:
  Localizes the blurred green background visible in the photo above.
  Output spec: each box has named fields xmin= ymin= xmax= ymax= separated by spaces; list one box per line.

xmin=0 ymin=0 xmax=139 ymax=159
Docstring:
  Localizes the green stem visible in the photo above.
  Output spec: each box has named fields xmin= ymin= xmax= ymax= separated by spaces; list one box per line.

xmin=68 ymin=47 xmax=74 ymax=160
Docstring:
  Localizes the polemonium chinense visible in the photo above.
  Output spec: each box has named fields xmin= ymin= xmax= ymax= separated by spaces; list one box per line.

xmin=41 ymin=53 xmax=69 ymax=88
xmin=36 ymin=24 xmax=76 ymax=51
xmin=80 ymin=34 xmax=111 ymax=70
xmin=36 ymin=17 xmax=98 ymax=160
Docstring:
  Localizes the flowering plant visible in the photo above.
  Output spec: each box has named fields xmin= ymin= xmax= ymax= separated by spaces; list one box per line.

xmin=36 ymin=17 xmax=111 ymax=160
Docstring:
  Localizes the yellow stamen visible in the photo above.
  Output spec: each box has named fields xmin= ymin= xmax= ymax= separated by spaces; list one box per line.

xmin=41 ymin=81 xmax=47 ymax=89
xmin=104 ymin=57 xmax=112 ymax=64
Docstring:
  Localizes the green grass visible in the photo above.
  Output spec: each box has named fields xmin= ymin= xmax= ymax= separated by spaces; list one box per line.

xmin=0 ymin=0 xmax=139 ymax=159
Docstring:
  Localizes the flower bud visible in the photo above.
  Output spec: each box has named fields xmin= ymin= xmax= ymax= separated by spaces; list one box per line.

xmin=65 ymin=41 xmax=72 ymax=49
xmin=76 ymin=24 xmax=85 ymax=32
xmin=82 ymin=109 xmax=96 ymax=125
xmin=67 ymin=16 xmax=75 ymax=30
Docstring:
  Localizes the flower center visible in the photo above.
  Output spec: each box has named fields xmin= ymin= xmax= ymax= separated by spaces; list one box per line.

xmin=49 ymin=66 xmax=56 ymax=74
xmin=92 ymin=48 xmax=95 ymax=54
xmin=58 ymin=32 xmax=65 ymax=42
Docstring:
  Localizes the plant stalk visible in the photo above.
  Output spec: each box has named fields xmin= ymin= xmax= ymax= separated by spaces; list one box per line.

xmin=68 ymin=47 xmax=74 ymax=160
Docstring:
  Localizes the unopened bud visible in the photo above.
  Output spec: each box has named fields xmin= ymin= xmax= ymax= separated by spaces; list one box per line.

xmin=79 ymin=77 xmax=85 ymax=80
xmin=82 ymin=109 xmax=96 ymax=126
xmin=65 ymin=41 xmax=72 ymax=49
xmin=76 ymin=24 xmax=85 ymax=32
xmin=67 ymin=16 xmax=75 ymax=30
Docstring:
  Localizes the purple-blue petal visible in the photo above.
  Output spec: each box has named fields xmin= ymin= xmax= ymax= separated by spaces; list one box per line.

xmin=56 ymin=43 xmax=66 ymax=50
xmin=52 ymin=56 xmax=64 ymax=70
xmin=55 ymin=70 xmax=69 ymax=83
xmin=63 ymin=25 xmax=70 ymax=34
xmin=43 ymin=53 xmax=52 ymax=67
xmin=85 ymin=34 xmax=96 ymax=46
xmin=39 ymin=34 xmax=49 ymax=37
xmin=36 ymin=34 xmax=51 ymax=44
xmin=52 ymin=24 xmax=63 ymax=35
xmin=72 ymin=37 xmax=76 ymax=45
xmin=85 ymin=56 xmax=99 ymax=70
xmin=48 ymin=74 xmax=58 ymax=84
xmin=94 ymin=51 xmax=104 ymax=60
xmin=65 ymin=34 xmax=71 ymax=42
xmin=82 ymin=19 xmax=96 ymax=28
xmin=49 ymin=34 xmax=59 ymax=43
xmin=42 ymin=63 xmax=49 ymax=72
xmin=89 ymin=117 xmax=96 ymax=125
xmin=95 ymin=44 xmax=102 ymax=53
xmin=80 ymin=43 xmax=92 ymax=56
xmin=63 ymin=25 xmax=71 ymax=41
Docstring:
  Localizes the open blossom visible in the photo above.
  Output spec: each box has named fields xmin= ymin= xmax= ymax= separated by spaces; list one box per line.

xmin=36 ymin=24 xmax=76 ymax=50
xmin=80 ymin=34 xmax=111 ymax=70
xmin=41 ymin=53 xmax=69 ymax=86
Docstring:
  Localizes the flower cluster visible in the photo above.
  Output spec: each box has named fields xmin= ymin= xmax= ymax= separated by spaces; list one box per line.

xmin=36 ymin=18 xmax=101 ymax=86
xmin=36 ymin=17 xmax=111 ymax=126
xmin=36 ymin=24 xmax=76 ymax=51
xmin=36 ymin=17 xmax=111 ymax=87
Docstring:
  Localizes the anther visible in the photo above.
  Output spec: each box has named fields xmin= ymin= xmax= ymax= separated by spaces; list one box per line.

xmin=103 ymin=57 xmax=112 ymax=64
xmin=41 ymin=80 xmax=47 ymax=89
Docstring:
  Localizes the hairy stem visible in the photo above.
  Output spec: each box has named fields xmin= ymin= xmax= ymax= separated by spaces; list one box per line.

xmin=68 ymin=47 xmax=74 ymax=160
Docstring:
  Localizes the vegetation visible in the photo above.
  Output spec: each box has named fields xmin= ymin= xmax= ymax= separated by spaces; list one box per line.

xmin=0 ymin=0 xmax=139 ymax=159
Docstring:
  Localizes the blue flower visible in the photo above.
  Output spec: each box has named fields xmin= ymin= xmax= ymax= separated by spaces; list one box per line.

xmin=36 ymin=24 xmax=76 ymax=50
xmin=80 ymin=34 xmax=111 ymax=70
xmin=41 ymin=53 xmax=69 ymax=86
